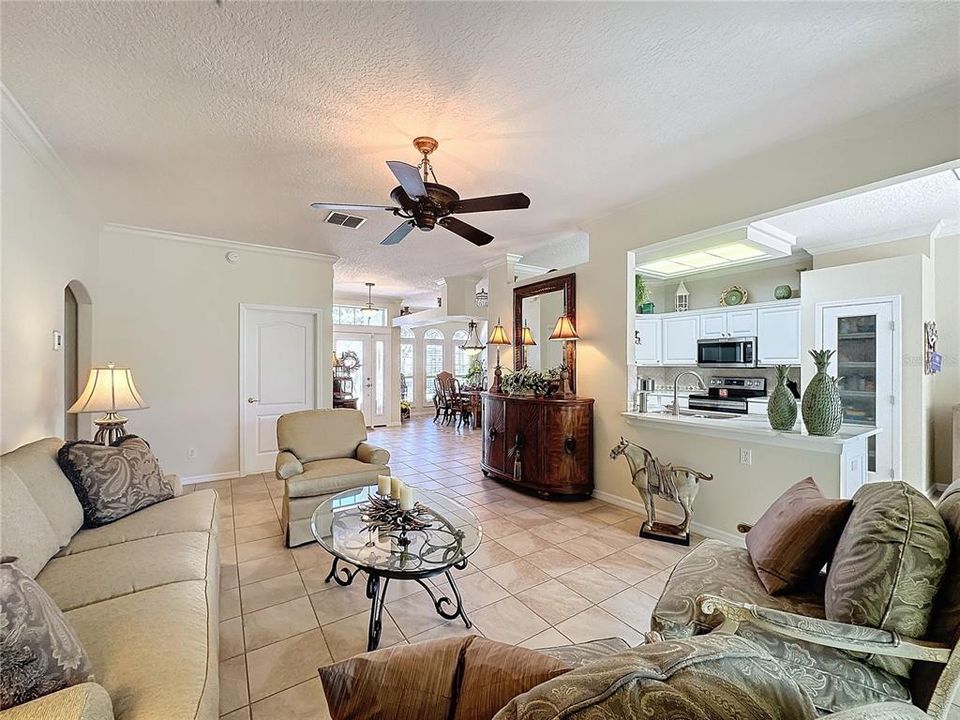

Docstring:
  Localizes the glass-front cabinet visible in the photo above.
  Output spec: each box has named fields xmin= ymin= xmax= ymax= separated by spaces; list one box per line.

xmin=819 ymin=300 xmax=897 ymax=486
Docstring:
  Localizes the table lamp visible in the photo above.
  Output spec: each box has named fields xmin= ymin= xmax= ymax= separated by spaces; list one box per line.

xmin=549 ymin=315 xmax=579 ymax=397
xmin=488 ymin=318 xmax=511 ymax=393
xmin=68 ymin=362 xmax=149 ymax=444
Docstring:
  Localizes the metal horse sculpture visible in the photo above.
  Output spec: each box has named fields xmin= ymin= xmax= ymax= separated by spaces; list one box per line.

xmin=610 ymin=437 xmax=713 ymax=545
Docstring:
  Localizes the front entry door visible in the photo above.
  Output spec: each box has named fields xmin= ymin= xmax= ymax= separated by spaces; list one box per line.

xmin=241 ymin=306 xmax=320 ymax=474
xmin=334 ymin=332 xmax=390 ymax=427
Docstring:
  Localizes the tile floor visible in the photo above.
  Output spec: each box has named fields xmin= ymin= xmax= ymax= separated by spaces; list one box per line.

xmin=192 ymin=416 xmax=699 ymax=719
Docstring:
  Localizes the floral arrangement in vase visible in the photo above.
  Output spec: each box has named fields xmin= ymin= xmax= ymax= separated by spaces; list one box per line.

xmin=500 ymin=367 xmax=549 ymax=397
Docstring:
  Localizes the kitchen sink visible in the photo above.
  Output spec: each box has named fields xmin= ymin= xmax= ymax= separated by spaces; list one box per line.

xmin=649 ymin=408 xmax=740 ymax=420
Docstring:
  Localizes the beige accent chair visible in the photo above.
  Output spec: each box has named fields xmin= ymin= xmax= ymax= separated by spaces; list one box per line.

xmin=276 ymin=409 xmax=390 ymax=547
xmin=0 ymin=438 xmax=220 ymax=720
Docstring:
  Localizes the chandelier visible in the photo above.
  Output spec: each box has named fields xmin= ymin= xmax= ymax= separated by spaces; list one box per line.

xmin=475 ymin=288 xmax=489 ymax=308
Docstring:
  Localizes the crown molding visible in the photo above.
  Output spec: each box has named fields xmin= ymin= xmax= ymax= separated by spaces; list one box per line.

xmin=481 ymin=253 xmax=523 ymax=271
xmin=1 ymin=83 xmax=76 ymax=191
xmin=102 ymin=223 xmax=339 ymax=264
xmin=800 ymin=225 xmax=946 ymax=256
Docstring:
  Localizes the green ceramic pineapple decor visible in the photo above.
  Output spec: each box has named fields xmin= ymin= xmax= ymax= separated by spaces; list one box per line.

xmin=767 ymin=365 xmax=797 ymax=431
xmin=801 ymin=349 xmax=844 ymax=436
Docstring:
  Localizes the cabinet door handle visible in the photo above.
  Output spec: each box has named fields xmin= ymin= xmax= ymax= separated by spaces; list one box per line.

xmin=564 ymin=436 xmax=576 ymax=455
xmin=488 ymin=428 xmax=497 ymax=441
xmin=634 ymin=331 xmax=641 ymax=345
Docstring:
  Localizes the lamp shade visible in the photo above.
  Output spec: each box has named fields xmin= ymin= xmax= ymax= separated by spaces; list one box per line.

xmin=520 ymin=325 xmax=537 ymax=346
xmin=488 ymin=319 xmax=511 ymax=346
xmin=460 ymin=320 xmax=486 ymax=352
xmin=549 ymin=315 xmax=579 ymax=341
xmin=68 ymin=363 xmax=148 ymax=414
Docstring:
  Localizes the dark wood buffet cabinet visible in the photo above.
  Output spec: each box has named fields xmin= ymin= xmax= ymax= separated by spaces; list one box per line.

xmin=480 ymin=392 xmax=595 ymax=498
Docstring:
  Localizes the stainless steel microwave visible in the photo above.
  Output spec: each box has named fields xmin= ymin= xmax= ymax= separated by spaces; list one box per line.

xmin=697 ymin=337 xmax=757 ymax=368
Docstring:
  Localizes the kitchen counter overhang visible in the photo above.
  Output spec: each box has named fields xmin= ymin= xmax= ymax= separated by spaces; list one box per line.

xmin=622 ymin=410 xmax=880 ymax=455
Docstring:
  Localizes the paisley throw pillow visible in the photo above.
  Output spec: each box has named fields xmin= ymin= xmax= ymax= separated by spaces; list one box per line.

xmin=57 ymin=435 xmax=174 ymax=527
xmin=0 ymin=557 xmax=94 ymax=709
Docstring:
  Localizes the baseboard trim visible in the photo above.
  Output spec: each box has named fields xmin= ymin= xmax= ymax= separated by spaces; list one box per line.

xmin=181 ymin=471 xmax=240 ymax=486
xmin=592 ymin=489 xmax=745 ymax=548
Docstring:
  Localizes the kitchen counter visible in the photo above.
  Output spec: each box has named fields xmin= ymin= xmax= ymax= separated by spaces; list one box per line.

xmin=622 ymin=410 xmax=879 ymax=454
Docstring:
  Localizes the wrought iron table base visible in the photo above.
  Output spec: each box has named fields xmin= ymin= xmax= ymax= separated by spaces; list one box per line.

xmin=324 ymin=556 xmax=472 ymax=651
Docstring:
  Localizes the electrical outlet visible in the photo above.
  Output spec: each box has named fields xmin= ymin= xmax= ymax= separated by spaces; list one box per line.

xmin=739 ymin=448 xmax=752 ymax=465
xmin=187 ymin=448 xmax=197 ymax=459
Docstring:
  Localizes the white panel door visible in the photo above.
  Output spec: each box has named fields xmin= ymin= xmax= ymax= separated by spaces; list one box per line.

xmin=634 ymin=317 xmax=661 ymax=365
xmin=757 ymin=305 xmax=801 ymax=365
xmin=241 ymin=307 xmax=319 ymax=474
xmin=662 ymin=315 xmax=700 ymax=365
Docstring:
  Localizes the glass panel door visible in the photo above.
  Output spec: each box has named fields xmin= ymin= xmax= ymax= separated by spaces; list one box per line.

xmin=334 ymin=331 xmax=391 ymax=427
xmin=820 ymin=301 xmax=896 ymax=485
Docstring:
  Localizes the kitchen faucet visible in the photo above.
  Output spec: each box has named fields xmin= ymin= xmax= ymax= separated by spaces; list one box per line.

xmin=672 ymin=370 xmax=706 ymax=416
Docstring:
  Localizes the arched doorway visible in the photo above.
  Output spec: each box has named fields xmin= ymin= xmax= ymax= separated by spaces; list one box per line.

xmin=63 ymin=280 xmax=93 ymax=440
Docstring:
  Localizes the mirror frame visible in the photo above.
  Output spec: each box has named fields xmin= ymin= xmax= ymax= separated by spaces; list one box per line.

xmin=513 ymin=272 xmax=577 ymax=393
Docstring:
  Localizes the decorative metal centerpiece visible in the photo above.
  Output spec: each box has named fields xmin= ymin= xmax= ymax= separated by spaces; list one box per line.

xmin=358 ymin=492 xmax=434 ymax=545
xmin=610 ymin=438 xmax=713 ymax=546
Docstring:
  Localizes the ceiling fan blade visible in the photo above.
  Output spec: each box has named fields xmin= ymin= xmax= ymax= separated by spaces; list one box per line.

xmin=451 ymin=193 xmax=530 ymax=214
xmin=439 ymin=216 xmax=494 ymax=247
xmin=386 ymin=161 xmax=428 ymax=200
xmin=310 ymin=202 xmax=398 ymax=212
xmin=380 ymin=220 xmax=416 ymax=246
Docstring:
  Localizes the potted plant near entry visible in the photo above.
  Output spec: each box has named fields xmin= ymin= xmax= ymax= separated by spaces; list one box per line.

xmin=636 ymin=274 xmax=655 ymax=314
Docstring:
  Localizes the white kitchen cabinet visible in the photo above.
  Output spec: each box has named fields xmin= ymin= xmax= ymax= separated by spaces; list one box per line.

xmin=757 ymin=304 xmax=801 ymax=365
xmin=634 ymin=317 xmax=661 ymax=365
xmin=662 ymin=315 xmax=700 ymax=365
xmin=727 ymin=309 xmax=758 ymax=337
xmin=699 ymin=309 xmax=757 ymax=338
xmin=699 ymin=312 xmax=727 ymax=339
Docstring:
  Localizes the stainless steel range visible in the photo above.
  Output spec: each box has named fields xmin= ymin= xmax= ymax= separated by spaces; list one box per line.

xmin=688 ymin=376 xmax=766 ymax=415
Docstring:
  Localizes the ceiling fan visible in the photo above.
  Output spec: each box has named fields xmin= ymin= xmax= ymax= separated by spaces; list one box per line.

xmin=311 ymin=137 xmax=530 ymax=247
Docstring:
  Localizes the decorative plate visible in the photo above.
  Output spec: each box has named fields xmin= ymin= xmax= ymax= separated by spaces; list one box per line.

xmin=720 ymin=285 xmax=748 ymax=306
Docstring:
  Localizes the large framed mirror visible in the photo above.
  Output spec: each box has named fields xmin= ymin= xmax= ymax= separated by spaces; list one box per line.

xmin=513 ymin=273 xmax=577 ymax=393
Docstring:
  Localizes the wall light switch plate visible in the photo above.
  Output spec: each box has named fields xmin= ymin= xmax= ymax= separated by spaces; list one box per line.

xmin=739 ymin=448 xmax=752 ymax=465
xmin=52 ymin=330 xmax=63 ymax=351
xmin=187 ymin=448 xmax=197 ymax=459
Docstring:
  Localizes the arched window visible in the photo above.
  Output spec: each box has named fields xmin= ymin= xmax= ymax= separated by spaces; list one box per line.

xmin=452 ymin=329 xmax=470 ymax=382
xmin=423 ymin=329 xmax=444 ymax=404
xmin=399 ymin=328 xmax=415 ymax=402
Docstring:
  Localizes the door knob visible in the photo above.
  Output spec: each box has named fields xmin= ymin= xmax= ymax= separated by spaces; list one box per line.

xmin=247 ymin=397 xmax=259 ymax=404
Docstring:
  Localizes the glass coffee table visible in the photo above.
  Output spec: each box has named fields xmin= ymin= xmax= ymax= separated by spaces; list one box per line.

xmin=310 ymin=487 xmax=483 ymax=651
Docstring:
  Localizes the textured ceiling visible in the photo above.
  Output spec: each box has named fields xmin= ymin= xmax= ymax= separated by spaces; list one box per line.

xmin=2 ymin=1 xmax=957 ymax=299
xmin=765 ymin=170 xmax=960 ymax=249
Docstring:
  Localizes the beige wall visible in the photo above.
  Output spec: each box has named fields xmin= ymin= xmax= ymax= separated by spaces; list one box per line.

xmin=1 ymin=97 xmax=100 ymax=452
xmin=932 ymin=236 xmax=958 ymax=487
xmin=575 ymin=98 xmax=958 ymax=521
xmin=94 ymin=226 xmax=335 ymax=479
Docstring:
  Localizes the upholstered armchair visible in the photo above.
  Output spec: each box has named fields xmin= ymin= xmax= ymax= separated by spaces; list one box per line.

xmin=651 ymin=480 xmax=960 ymax=719
xmin=276 ymin=409 xmax=390 ymax=547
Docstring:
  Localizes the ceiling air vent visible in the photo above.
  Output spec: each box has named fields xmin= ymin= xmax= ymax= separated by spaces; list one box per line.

xmin=325 ymin=211 xmax=367 ymax=229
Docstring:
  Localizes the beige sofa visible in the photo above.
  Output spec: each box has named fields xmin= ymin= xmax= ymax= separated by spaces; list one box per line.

xmin=276 ymin=409 xmax=390 ymax=546
xmin=0 ymin=438 xmax=220 ymax=720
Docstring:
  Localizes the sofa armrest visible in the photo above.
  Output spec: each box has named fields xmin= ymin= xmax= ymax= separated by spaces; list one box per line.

xmin=275 ymin=451 xmax=303 ymax=480
xmin=699 ymin=594 xmax=951 ymax=663
xmin=0 ymin=683 xmax=114 ymax=720
xmin=356 ymin=442 xmax=390 ymax=466
xmin=164 ymin=473 xmax=183 ymax=497
xmin=820 ymin=701 xmax=930 ymax=720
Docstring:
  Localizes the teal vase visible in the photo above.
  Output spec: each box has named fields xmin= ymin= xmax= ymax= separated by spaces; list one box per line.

xmin=767 ymin=365 xmax=798 ymax=431
xmin=801 ymin=349 xmax=844 ymax=436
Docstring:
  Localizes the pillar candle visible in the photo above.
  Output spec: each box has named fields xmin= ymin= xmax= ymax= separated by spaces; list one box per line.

xmin=399 ymin=485 xmax=415 ymax=512
xmin=377 ymin=475 xmax=391 ymax=496
xmin=390 ymin=476 xmax=404 ymax=500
